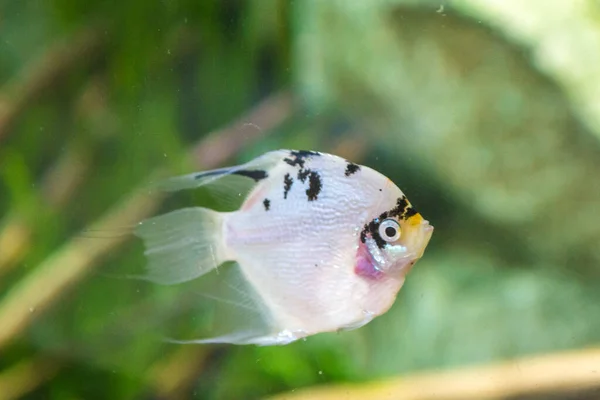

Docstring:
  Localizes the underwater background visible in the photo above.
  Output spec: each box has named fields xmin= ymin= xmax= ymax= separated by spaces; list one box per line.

xmin=1 ymin=1 xmax=599 ymax=399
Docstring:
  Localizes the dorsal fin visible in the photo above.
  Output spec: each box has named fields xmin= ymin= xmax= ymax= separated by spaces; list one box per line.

xmin=154 ymin=150 xmax=289 ymax=193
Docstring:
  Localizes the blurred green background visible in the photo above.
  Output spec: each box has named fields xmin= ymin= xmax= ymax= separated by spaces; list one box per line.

xmin=1 ymin=1 xmax=600 ymax=399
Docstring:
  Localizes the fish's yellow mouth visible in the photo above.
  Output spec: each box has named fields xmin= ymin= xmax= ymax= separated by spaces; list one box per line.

xmin=406 ymin=212 xmax=424 ymax=226
xmin=401 ymin=213 xmax=433 ymax=260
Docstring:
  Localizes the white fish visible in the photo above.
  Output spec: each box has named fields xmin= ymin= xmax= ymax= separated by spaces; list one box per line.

xmin=135 ymin=150 xmax=433 ymax=345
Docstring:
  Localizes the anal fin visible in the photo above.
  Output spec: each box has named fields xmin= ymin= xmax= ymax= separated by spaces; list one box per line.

xmin=165 ymin=262 xmax=287 ymax=345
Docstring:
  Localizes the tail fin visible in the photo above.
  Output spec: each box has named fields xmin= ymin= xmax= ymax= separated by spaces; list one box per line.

xmin=134 ymin=207 xmax=226 ymax=285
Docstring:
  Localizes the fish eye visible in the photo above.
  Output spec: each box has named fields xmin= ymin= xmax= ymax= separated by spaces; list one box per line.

xmin=379 ymin=219 xmax=401 ymax=242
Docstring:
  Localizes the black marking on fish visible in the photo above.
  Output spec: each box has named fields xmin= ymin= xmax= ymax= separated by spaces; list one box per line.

xmin=306 ymin=171 xmax=322 ymax=201
xmin=195 ymin=169 xmax=268 ymax=182
xmin=233 ymin=169 xmax=268 ymax=181
xmin=263 ymin=198 xmax=270 ymax=211
xmin=404 ymin=207 xmax=418 ymax=219
xmin=367 ymin=219 xmax=386 ymax=249
xmin=283 ymin=150 xmax=320 ymax=168
xmin=297 ymin=168 xmax=311 ymax=183
xmin=390 ymin=197 xmax=408 ymax=218
xmin=388 ymin=196 xmax=417 ymax=220
xmin=283 ymin=173 xmax=293 ymax=199
xmin=372 ymin=232 xmax=387 ymax=250
xmin=345 ymin=162 xmax=360 ymax=177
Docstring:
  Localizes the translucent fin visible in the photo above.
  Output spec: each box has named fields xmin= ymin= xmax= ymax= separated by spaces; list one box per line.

xmin=154 ymin=150 xmax=288 ymax=193
xmin=204 ymin=174 xmax=257 ymax=211
xmin=163 ymin=261 xmax=282 ymax=345
xmin=134 ymin=207 xmax=225 ymax=285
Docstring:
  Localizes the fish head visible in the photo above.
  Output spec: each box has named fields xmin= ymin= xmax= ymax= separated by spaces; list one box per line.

xmin=355 ymin=182 xmax=433 ymax=280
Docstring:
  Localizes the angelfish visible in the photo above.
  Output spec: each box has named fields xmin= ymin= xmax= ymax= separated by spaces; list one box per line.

xmin=136 ymin=150 xmax=433 ymax=345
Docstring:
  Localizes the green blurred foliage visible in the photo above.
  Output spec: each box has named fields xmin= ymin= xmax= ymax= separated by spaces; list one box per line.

xmin=1 ymin=0 xmax=599 ymax=399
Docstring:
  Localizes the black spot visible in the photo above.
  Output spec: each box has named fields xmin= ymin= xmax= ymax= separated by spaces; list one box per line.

xmin=283 ymin=150 xmax=320 ymax=168
xmin=390 ymin=196 xmax=409 ymax=218
xmin=195 ymin=169 xmax=267 ymax=182
xmin=367 ymin=219 xmax=386 ymax=249
xmin=263 ymin=198 xmax=270 ymax=211
xmin=404 ymin=207 xmax=418 ymax=219
xmin=388 ymin=196 xmax=418 ymax=220
xmin=344 ymin=162 xmax=360 ymax=177
xmin=306 ymin=171 xmax=322 ymax=201
xmin=232 ymin=169 xmax=268 ymax=182
xmin=283 ymin=173 xmax=293 ymax=199
xmin=297 ymin=168 xmax=311 ymax=183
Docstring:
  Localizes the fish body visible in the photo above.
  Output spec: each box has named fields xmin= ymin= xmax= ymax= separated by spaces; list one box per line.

xmin=136 ymin=150 xmax=433 ymax=345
